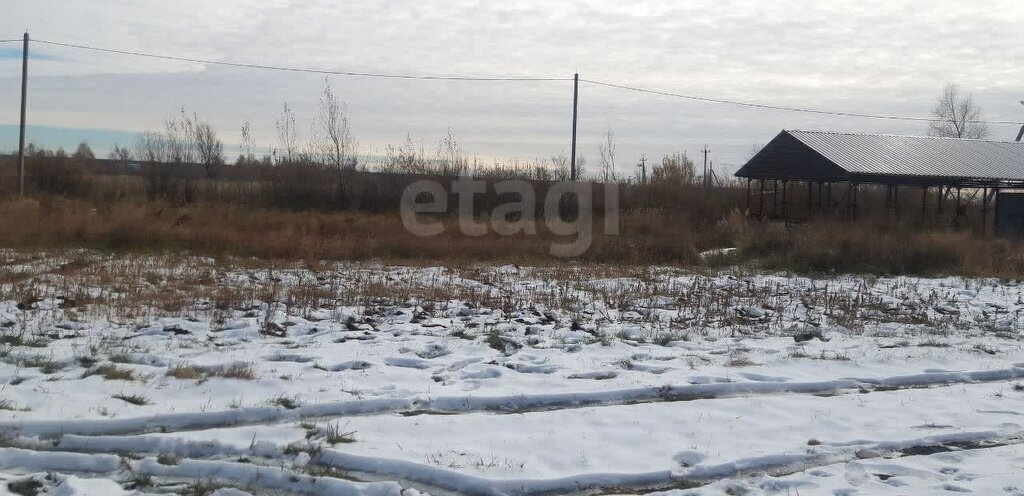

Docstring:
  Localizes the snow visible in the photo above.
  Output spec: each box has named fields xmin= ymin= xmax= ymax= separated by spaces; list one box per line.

xmin=0 ymin=249 xmax=1023 ymax=494
xmin=647 ymin=443 xmax=1024 ymax=495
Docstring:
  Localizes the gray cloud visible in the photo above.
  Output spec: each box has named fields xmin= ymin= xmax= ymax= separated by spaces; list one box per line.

xmin=1 ymin=0 xmax=1022 ymax=177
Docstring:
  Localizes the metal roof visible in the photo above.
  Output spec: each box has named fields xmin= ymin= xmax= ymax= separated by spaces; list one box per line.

xmin=737 ymin=130 xmax=1024 ymax=184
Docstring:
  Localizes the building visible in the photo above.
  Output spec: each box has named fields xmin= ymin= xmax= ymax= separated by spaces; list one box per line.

xmin=734 ymin=130 xmax=1024 ymax=229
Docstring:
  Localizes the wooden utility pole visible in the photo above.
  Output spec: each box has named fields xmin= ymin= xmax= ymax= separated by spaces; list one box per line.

xmin=637 ymin=155 xmax=646 ymax=184
xmin=17 ymin=32 xmax=29 ymax=196
xmin=701 ymin=144 xmax=709 ymax=189
xmin=570 ymin=73 xmax=579 ymax=181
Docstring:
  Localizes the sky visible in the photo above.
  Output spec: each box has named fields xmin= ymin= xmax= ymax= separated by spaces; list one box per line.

xmin=2 ymin=0 xmax=1023 ymax=178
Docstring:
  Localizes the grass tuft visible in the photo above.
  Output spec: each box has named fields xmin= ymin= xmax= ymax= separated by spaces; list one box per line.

xmin=323 ymin=422 xmax=357 ymax=445
xmin=166 ymin=365 xmax=205 ymax=380
xmin=216 ymin=363 xmax=257 ymax=380
xmin=485 ymin=330 xmax=505 ymax=352
xmin=268 ymin=394 xmax=301 ymax=410
xmin=0 ymin=399 xmax=30 ymax=412
xmin=82 ymin=364 xmax=136 ymax=381
xmin=7 ymin=478 xmax=43 ymax=496
xmin=155 ymin=452 xmax=179 ymax=466
xmin=112 ymin=393 xmax=151 ymax=406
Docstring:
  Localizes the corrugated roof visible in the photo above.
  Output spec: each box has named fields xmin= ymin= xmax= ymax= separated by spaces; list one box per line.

xmin=787 ymin=130 xmax=1024 ymax=181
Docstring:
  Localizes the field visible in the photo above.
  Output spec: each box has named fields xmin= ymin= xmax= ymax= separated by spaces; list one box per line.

xmin=0 ymin=249 xmax=1022 ymax=495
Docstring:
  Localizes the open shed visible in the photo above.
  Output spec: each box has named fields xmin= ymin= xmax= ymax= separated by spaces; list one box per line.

xmin=735 ymin=130 xmax=1024 ymax=227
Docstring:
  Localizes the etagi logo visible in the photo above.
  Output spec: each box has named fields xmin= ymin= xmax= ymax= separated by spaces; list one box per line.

xmin=401 ymin=178 xmax=619 ymax=257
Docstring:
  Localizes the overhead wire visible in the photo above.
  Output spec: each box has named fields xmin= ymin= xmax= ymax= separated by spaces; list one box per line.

xmin=581 ymin=79 xmax=1023 ymax=125
xmin=19 ymin=38 xmax=1024 ymax=126
xmin=33 ymin=39 xmax=572 ymax=82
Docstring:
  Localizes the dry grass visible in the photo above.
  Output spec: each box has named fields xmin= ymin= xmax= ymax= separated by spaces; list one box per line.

xmin=215 ymin=363 xmax=257 ymax=380
xmin=1 ymin=156 xmax=1023 ymax=278
xmin=82 ymin=364 xmax=136 ymax=381
xmin=323 ymin=422 xmax=357 ymax=445
xmin=166 ymin=363 xmax=256 ymax=381
xmin=0 ymin=245 xmax=995 ymax=369
xmin=0 ymin=195 xmax=710 ymax=265
xmin=729 ymin=214 xmax=1024 ymax=277
xmin=112 ymin=393 xmax=151 ymax=406
xmin=0 ymin=194 xmax=1019 ymax=278
xmin=166 ymin=365 xmax=205 ymax=380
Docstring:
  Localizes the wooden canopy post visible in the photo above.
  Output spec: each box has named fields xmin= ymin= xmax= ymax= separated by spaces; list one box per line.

xmin=981 ymin=186 xmax=988 ymax=232
xmin=955 ymin=187 xmax=962 ymax=225
xmin=982 ymin=186 xmax=999 ymax=233
xmin=894 ymin=185 xmax=900 ymax=220
xmin=758 ymin=179 xmax=765 ymax=218
xmin=852 ymin=183 xmax=859 ymax=221
xmin=745 ymin=178 xmax=751 ymax=214
xmin=781 ymin=180 xmax=789 ymax=218
xmin=843 ymin=183 xmax=852 ymax=219
xmin=772 ymin=179 xmax=778 ymax=217
xmin=921 ymin=186 xmax=927 ymax=223
xmin=806 ymin=180 xmax=812 ymax=216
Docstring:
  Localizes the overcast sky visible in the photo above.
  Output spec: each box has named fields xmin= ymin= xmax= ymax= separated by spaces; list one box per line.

xmin=2 ymin=0 xmax=1023 ymax=178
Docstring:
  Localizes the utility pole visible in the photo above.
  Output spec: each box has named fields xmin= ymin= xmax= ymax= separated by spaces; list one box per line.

xmin=1016 ymin=100 xmax=1024 ymax=141
xmin=570 ymin=73 xmax=579 ymax=181
xmin=637 ymin=155 xmax=646 ymax=184
xmin=701 ymin=144 xmax=710 ymax=189
xmin=17 ymin=32 xmax=29 ymax=196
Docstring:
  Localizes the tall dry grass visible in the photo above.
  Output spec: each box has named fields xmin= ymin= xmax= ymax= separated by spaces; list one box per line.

xmin=727 ymin=212 xmax=1024 ymax=277
xmin=0 ymin=196 xmax=693 ymax=264
xmin=1 ymin=195 xmax=1021 ymax=277
xmin=2 ymin=155 xmax=1022 ymax=277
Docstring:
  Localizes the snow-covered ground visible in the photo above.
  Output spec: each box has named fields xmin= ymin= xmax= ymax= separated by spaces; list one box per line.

xmin=0 ymin=249 xmax=1022 ymax=495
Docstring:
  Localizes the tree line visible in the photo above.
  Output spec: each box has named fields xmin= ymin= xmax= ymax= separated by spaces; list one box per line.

xmin=21 ymin=80 xmax=992 ymax=187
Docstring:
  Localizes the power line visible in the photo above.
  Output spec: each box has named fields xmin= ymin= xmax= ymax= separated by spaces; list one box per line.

xmin=23 ymin=38 xmax=1024 ymax=126
xmin=582 ymin=78 xmax=1024 ymax=126
xmin=33 ymin=39 xmax=572 ymax=82
xmin=0 ymin=39 xmax=23 ymax=43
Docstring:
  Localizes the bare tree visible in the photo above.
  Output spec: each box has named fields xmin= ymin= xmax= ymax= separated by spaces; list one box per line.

xmin=597 ymin=129 xmax=617 ymax=183
xmin=549 ymin=153 xmax=570 ymax=180
xmin=928 ymin=83 xmax=989 ymax=139
xmin=745 ymin=142 xmax=765 ymax=162
xmin=165 ymin=108 xmax=197 ymax=163
xmin=239 ymin=120 xmax=256 ymax=165
xmin=381 ymin=134 xmax=428 ymax=174
xmin=194 ymin=119 xmax=224 ymax=177
xmin=72 ymin=142 xmax=95 ymax=161
xmin=108 ymin=142 xmax=133 ymax=164
xmin=276 ymin=103 xmax=298 ymax=164
xmin=651 ymin=152 xmax=696 ymax=185
xmin=435 ymin=129 xmax=468 ymax=176
xmin=134 ymin=131 xmax=167 ymax=163
xmin=574 ymin=156 xmax=587 ymax=181
xmin=314 ymin=80 xmax=356 ymax=170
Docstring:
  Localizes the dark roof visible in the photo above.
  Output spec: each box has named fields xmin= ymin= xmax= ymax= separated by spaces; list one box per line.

xmin=735 ymin=130 xmax=1024 ymax=185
